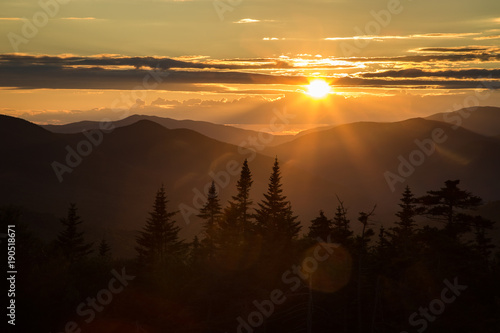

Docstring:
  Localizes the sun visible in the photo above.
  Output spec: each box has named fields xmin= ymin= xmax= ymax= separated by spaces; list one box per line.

xmin=306 ymin=79 xmax=331 ymax=99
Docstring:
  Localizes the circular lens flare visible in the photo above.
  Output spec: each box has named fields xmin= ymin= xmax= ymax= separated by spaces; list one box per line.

xmin=306 ymin=79 xmax=331 ymax=99
xmin=301 ymin=243 xmax=352 ymax=293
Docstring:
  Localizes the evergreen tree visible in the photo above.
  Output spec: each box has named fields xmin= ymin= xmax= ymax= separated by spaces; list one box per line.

xmin=136 ymin=185 xmax=183 ymax=268
xmin=56 ymin=203 xmax=93 ymax=263
xmin=375 ymin=226 xmax=391 ymax=258
xmin=230 ymin=159 xmax=253 ymax=232
xmin=390 ymin=186 xmax=423 ymax=252
xmin=254 ymin=158 xmax=301 ymax=244
xmin=219 ymin=159 xmax=254 ymax=246
xmin=308 ymin=210 xmax=332 ymax=241
xmin=331 ymin=199 xmax=353 ymax=245
xmin=98 ymin=237 xmax=111 ymax=257
xmin=469 ymin=215 xmax=495 ymax=259
xmin=394 ymin=186 xmax=421 ymax=232
xmin=198 ymin=181 xmax=223 ymax=240
xmin=197 ymin=181 xmax=223 ymax=259
xmin=418 ymin=180 xmax=483 ymax=236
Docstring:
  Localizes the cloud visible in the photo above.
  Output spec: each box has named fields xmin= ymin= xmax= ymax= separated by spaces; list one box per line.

xmin=60 ymin=17 xmax=99 ymax=20
xmin=333 ymin=77 xmax=500 ymax=89
xmin=360 ymin=69 xmax=500 ymax=79
xmin=324 ymin=32 xmax=479 ymax=41
xmin=474 ymin=35 xmax=500 ymax=40
xmin=11 ymin=95 xmax=277 ymax=125
xmin=0 ymin=54 xmax=308 ymax=90
xmin=233 ymin=18 xmax=275 ymax=24
xmin=0 ymin=54 xmax=297 ymax=71
xmin=325 ymin=36 xmax=403 ymax=41
xmin=410 ymin=46 xmax=497 ymax=53
xmin=1 ymin=53 xmax=499 ymax=92
xmin=151 ymin=98 xmax=182 ymax=106
xmin=410 ymin=32 xmax=479 ymax=38
xmin=344 ymin=52 xmax=500 ymax=63
xmin=234 ymin=18 xmax=260 ymax=24
xmin=13 ymin=91 xmax=500 ymax=128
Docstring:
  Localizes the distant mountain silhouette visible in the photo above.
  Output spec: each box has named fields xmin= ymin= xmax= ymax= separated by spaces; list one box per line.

xmin=0 ymin=115 xmax=350 ymax=256
xmin=2 ymin=114 xmax=499 ymax=256
xmin=0 ymin=114 xmax=55 ymax=146
xmin=426 ymin=106 xmax=500 ymax=136
xmin=265 ymin=117 xmax=500 ymax=205
xmin=42 ymin=114 xmax=295 ymax=147
xmin=287 ymin=106 xmax=500 ymax=139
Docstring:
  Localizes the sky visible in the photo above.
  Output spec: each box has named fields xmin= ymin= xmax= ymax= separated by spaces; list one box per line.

xmin=1 ymin=0 xmax=500 ymax=130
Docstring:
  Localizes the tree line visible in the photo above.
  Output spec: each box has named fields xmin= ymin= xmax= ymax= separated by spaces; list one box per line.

xmin=2 ymin=158 xmax=499 ymax=333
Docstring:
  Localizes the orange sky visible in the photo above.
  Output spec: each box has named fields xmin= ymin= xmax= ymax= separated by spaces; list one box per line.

xmin=0 ymin=0 xmax=499 ymax=128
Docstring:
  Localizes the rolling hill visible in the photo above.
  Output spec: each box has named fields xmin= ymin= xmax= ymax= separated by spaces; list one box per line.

xmin=3 ymin=112 xmax=500 ymax=257
xmin=426 ymin=106 xmax=500 ymax=137
xmin=265 ymin=117 xmax=500 ymax=208
xmin=42 ymin=114 xmax=295 ymax=147
xmin=0 ymin=115 xmax=353 ymax=256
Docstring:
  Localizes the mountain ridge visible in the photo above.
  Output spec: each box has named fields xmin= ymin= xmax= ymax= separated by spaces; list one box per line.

xmin=41 ymin=114 xmax=296 ymax=147
xmin=425 ymin=106 xmax=500 ymax=136
xmin=0 ymin=116 xmax=354 ymax=256
xmin=2 ymin=112 xmax=499 ymax=257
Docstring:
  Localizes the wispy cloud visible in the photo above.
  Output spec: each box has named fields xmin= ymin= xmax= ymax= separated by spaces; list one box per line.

xmin=474 ymin=35 xmax=500 ymax=40
xmin=233 ymin=18 xmax=275 ymax=24
xmin=324 ymin=32 xmax=479 ymax=41
xmin=409 ymin=46 xmax=500 ymax=54
xmin=60 ymin=17 xmax=99 ymax=21
xmin=411 ymin=32 xmax=479 ymax=38
xmin=263 ymin=37 xmax=284 ymax=41
xmin=360 ymin=68 xmax=500 ymax=79
xmin=410 ymin=46 xmax=494 ymax=53
xmin=234 ymin=18 xmax=260 ymax=24
xmin=324 ymin=36 xmax=405 ymax=41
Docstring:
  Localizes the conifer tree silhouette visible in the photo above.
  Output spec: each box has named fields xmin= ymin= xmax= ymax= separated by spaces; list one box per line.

xmin=254 ymin=158 xmax=301 ymax=245
xmin=136 ymin=185 xmax=183 ymax=268
xmin=308 ymin=210 xmax=332 ymax=241
xmin=98 ymin=237 xmax=111 ymax=257
xmin=225 ymin=159 xmax=253 ymax=234
xmin=418 ymin=180 xmax=484 ymax=236
xmin=390 ymin=186 xmax=423 ymax=254
xmin=56 ymin=203 xmax=93 ymax=263
xmin=331 ymin=198 xmax=353 ymax=245
xmin=220 ymin=159 xmax=253 ymax=242
xmin=198 ymin=181 xmax=223 ymax=238
xmin=198 ymin=181 xmax=223 ymax=258
xmin=467 ymin=215 xmax=495 ymax=258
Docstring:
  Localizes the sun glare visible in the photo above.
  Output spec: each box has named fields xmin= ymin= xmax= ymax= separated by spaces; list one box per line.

xmin=306 ymin=79 xmax=331 ymax=99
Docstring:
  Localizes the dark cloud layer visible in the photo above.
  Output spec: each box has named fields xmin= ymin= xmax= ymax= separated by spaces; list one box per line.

xmin=1 ymin=54 xmax=499 ymax=91
xmin=413 ymin=46 xmax=500 ymax=53
xmin=0 ymin=54 xmax=294 ymax=70
xmin=346 ymin=53 xmax=500 ymax=63
xmin=361 ymin=69 xmax=500 ymax=79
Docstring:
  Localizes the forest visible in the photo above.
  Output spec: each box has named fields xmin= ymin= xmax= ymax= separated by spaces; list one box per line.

xmin=3 ymin=158 xmax=499 ymax=333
